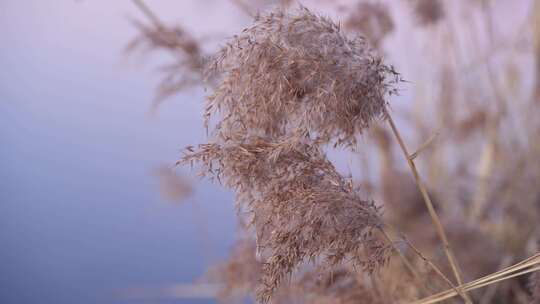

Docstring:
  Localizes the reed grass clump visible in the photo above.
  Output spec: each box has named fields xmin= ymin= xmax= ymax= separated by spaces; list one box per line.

xmin=412 ymin=0 xmax=444 ymax=25
xmin=204 ymin=6 xmax=400 ymax=147
xmin=126 ymin=1 xmax=205 ymax=103
xmin=179 ymin=6 xmax=401 ymax=302
xmin=210 ymin=238 xmax=392 ymax=304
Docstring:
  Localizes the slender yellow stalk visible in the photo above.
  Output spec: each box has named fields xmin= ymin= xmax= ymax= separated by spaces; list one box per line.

xmin=409 ymin=130 xmax=440 ymax=161
xmin=381 ymin=226 xmax=471 ymax=300
xmin=412 ymin=253 xmax=540 ymax=304
xmin=469 ymin=136 xmax=495 ymax=221
xmin=478 ymin=255 xmax=512 ymax=304
xmin=385 ymin=111 xmax=472 ymax=304
xmin=534 ymin=0 xmax=540 ymax=103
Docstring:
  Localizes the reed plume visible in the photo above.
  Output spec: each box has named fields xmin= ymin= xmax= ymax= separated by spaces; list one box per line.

xmin=204 ymin=6 xmax=400 ymax=147
xmin=179 ymin=6 xmax=400 ymax=302
xmin=126 ymin=0 xmax=205 ymax=104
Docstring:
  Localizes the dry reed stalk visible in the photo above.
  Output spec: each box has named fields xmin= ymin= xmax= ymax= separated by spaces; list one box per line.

xmin=378 ymin=226 xmax=469 ymax=300
xmin=384 ymin=112 xmax=472 ymax=304
xmin=468 ymin=136 xmax=495 ymax=221
xmin=379 ymin=228 xmax=426 ymax=290
xmin=408 ymin=130 xmax=440 ymax=161
xmin=398 ymin=233 xmax=470 ymax=302
xmin=381 ymin=223 xmax=470 ymax=302
xmin=131 ymin=0 xmax=164 ymax=28
xmin=412 ymin=253 xmax=540 ymax=304
xmin=534 ymin=0 xmax=540 ymax=103
xmin=478 ymin=255 xmax=513 ymax=304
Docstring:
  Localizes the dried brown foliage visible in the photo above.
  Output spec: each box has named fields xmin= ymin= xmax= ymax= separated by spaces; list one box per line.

xmin=178 ymin=6 xmax=400 ymax=302
xmin=126 ymin=20 xmax=204 ymax=103
xmin=344 ymin=2 xmax=394 ymax=48
xmin=181 ymin=138 xmax=388 ymax=301
xmin=209 ymin=238 xmax=394 ymax=304
xmin=411 ymin=0 xmax=444 ymax=26
xmin=204 ymin=6 xmax=400 ymax=147
xmin=372 ymin=126 xmax=431 ymax=224
xmin=282 ymin=266 xmax=388 ymax=304
xmin=442 ymin=220 xmax=501 ymax=281
xmin=154 ymin=166 xmax=193 ymax=203
xmin=531 ymin=272 xmax=540 ymax=304
xmin=208 ymin=238 xmax=262 ymax=302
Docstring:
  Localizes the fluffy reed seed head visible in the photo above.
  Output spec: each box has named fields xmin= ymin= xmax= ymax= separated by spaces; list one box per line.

xmin=205 ymin=6 xmax=400 ymax=147
xmin=209 ymin=239 xmax=392 ymax=304
xmin=126 ymin=21 xmax=204 ymax=102
xmin=181 ymin=6 xmax=400 ymax=302
xmin=180 ymin=137 xmax=387 ymax=302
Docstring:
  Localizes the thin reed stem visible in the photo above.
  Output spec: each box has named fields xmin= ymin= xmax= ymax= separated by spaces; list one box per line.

xmin=412 ymin=253 xmax=540 ymax=304
xmin=399 ymin=233 xmax=469 ymax=302
xmin=383 ymin=224 xmax=469 ymax=301
xmin=409 ymin=129 xmax=439 ymax=161
xmin=385 ymin=111 xmax=472 ymax=304
xmin=379 ymin=228 xmax=427 ymax=291
xmin=131 ymin=0 xmax=165 ymax=29
xmin=479 ymin=255 xmax=512 ymax=304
